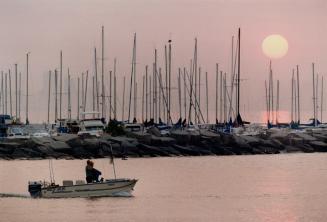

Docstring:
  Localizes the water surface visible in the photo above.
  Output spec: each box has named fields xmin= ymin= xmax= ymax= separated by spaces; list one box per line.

xmin=1 ymin=154 xmax=327 ymax=221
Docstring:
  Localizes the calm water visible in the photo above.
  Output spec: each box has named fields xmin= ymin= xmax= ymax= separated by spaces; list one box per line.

xmin=1 ymin=154 xmax=327 ymax=222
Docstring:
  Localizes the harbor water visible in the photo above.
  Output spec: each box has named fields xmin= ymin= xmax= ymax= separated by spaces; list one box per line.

xmin=1 ymin=153 xmax=327 ymax=221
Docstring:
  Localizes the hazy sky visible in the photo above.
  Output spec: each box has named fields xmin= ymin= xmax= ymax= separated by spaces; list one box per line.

xmin=0 ymin=0 xmax=326 ymax=123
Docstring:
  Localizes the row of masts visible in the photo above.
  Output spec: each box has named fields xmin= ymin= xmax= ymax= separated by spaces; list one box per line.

xmin=45 ymin=27 xmax=243 ymax=126
xmin=265 ymin=62 xmax=324 ymax=126
xmin=0 ymin=65 xmax=23 ymax=121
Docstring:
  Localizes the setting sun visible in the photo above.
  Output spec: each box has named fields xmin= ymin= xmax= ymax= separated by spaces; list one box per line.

xmin=262 ymin=34 xmax=289 ymax=59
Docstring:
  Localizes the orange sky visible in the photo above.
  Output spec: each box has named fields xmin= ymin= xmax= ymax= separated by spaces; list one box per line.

xmin=0 ymin=0 xmax=326 ymax=123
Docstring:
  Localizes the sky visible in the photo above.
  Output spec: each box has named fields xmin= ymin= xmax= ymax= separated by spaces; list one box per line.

xmin=0 ymin=0 xmax=326 ymax=123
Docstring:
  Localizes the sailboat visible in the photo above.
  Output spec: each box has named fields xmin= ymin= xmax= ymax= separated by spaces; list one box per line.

xmin=28 ymin=144 xmax=138 ymax=198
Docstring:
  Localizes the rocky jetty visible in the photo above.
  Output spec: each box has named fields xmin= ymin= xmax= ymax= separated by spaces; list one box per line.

xmin=0 ymin=128 xmax=326 ymax=160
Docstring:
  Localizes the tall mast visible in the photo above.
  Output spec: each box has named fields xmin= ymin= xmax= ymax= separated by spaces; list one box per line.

xmin=265 ymin=80 xmax=269 ymax=124
xmin=296 ymin=65 xmax=300 ymax=123
xmin=154 ymin=50 xmax=157 ymax=122
xmin=92 ymin=76 xmax=95 ymax=118
xmin=165 ymin=45 xmax=168 ymax=123
xmin=198 ymin=67 xmax=201 ymax=124
xmin=312 ymin=63 xmax=316 ymax=126
xmin=68 ymin=69 xmax=71 ymax=120
xmin=82 ymin=73 xmax=84 ymax=115
xmin=219 ymin=71 xmax=223 ymax=123
xmin=215 ymin=64 xmax=218 ymax=122
xmin=149 ymin=75 xmax=152 ymax=120
xmin=84 ymin=71 xmax=89 ymax=114
xmin=109 ymin=70 xmax=112 ymax=120
xmin=291 ymin=69 xmax=294 ymax=122
xmin=15 ymin=64 xmax=18 ymax=119
xmin=183 ymin=68 xmax=187 ymax=120
xmin=142 ymin=75 xmax=145 ymax=122
xmin=158 ymin=68 xmax=161 ymax=121
xmin=9 ymin=70 xmax=12 ymax=116
xmin=168 ymin=39 xmax=172 ymax=125
xmin=26 ymin=52 xmax=29 ymax=124
xmin=223 ymin=73 xmax=227 ymax=122
xmin=178 ymin=68 xmax=182 ymax=119
xmin=236 ymin=28 xmax=241 ymax=120
xmin=188 ymin=59 xmax=193 ymax=124
xmin=205 ymin=71 xmax=209 ymax=124
xmin=114 ymin=72 xmax=117 ymax=120
xmin=321 ymin=76 xmax=324 ymax=123
xmin=77 ymin=77 xmax=80 ymax=120
xmin=128 ymin=33 xmax=136 ymax=122
xmin=94 ymin=48 xmax=99 ymax=117
xmin=5 ymin=73 xmax=7 ymax=114
xmin=316 ymin=74 xmax=319 ymax=125
xmin=113 ymin=58 xmax=117 ymax=120
xmin=54 ymin=69 xmax=58 ymax=122
xmin=59 ymin=50 xmax=62 ymax=121
xmin=48 ymin=71 xmax=51 ymax=124
xmin=122 ymin=76 xmax=125 ymax=121
xmin=101 ymin=26 xmax=105 ymax=119
xmin=1 ymin=72 xmax=3 ymax=115
xmin=133 ymin=34 xmax=137 ymax=120
xmin=194 ymin=39 xmax=198 ymax=124
xmin=276 ymin=80 xmax=279 ymax=124
xmin=145 ymin=66 xmax=148 ymax=121
xmin=19 ymin=72 xmax=21 ymax=120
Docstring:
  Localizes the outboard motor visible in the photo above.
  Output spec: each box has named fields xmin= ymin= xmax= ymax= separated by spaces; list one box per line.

xmin=28 ymin=181 xmax=42 ymax=198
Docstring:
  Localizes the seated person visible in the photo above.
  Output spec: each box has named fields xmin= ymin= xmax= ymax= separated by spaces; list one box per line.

xmin=85 ymin=160 xmax=102 ymax=183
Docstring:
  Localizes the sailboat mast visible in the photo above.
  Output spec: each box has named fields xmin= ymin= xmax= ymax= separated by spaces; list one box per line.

xmin=15 ymin=64 xmax=18 ymax=119
xmin=168 ymin=40 xmax=172 ymax=125
xmin=296 ymin=65 xmax=300 ymax=123
xmin=178 ymin=68 xmax=182 ymax=119
xmin=312 ymin=63 xmax=316 ymax=126
xmin=101 ymin=26 xmax=105 ymax=119
xmin=114 ymin=73 xmax=117 ymax=120
xmin=206 ymin=71 xmax=208 ymax=124
xmin=92 ymin=76 xmax=95 ymax=118
xmin=236 ymin=28 xmax=241 ymax=119
xmin=321 ymin=76 xmax=324 ymax=123
xmin=48 ymin=71 xmax=51 ymax=124
xmin=26 ymin=52 xmax=29 ymax=124
xmin=109 ymin=71 xmax=112 ymax=120
xmin=122 ymin=76 xmax=126 ymax=121
xmin=215 ymin=64 xmax=218 ymax=122
xmin=9 ymin=70 xmax=12 ymax=116
xmin=59 ymin=50 xmax=62 ymax=121
xmin=68 ymin=69 xmax=71 ymax=120
xmin=55 ymin=69 xmax=58 ymax=122
xmin=183 ymin=68 xmax=187 ymax=120
xmin=291 ymin=70 xmax=294 ymax=122
xmin=276 ymin=80 xmax=279 ymax=124
xmin=19 ymin=72 xmax=21 ymax=120
xmin=145 ymin=66 xmax=148 ymax=121
xmin=77 ymin=77 xmax=80 ymax=120
xmin=5 ymin=73 xmax=7 ymax=115
xmin=84 ymin=71 xmax=89 ymax=114
xmin=142 ymin=75 xmax=145 ymax=122
xmin=198 ymin=67 xmax=201 ymax=124
xmin=94 ymin=48 xmax=99 ymax=117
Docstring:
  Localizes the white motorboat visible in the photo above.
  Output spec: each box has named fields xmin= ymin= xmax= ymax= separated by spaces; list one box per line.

xmin=28 ymin=178 xmax=137 ymax=198
xmin=28 ymin=143 xmax=137 ymax=198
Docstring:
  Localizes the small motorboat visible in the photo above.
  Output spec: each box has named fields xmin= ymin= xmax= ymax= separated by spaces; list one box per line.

xmin=28 ymin=143 xmax=137 ymax=198
xmin=28 ymin=178 xmax=137 ymax=198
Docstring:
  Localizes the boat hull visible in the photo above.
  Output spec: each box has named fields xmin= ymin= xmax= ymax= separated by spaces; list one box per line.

xmin=39 ymin=179 xmax=137 ymax=198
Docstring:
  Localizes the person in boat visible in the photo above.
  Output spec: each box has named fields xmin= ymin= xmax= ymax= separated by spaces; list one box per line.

xmin=85 ymin=160 xmax=102 ymax=183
